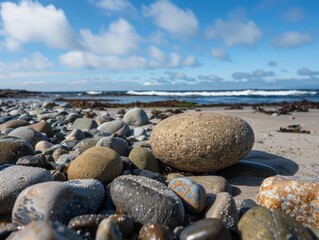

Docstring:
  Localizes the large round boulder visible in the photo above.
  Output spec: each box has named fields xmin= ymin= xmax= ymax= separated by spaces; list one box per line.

xmin=123 ymin=108 xmax=149 ymax=126
xmin=150 ymin=112 xmax=254 ymax=172
xmin=67 ymin=146 xmax=123 ymax=184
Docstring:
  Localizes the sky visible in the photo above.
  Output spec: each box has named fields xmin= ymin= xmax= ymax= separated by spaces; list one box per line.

xmin=0 ymin=0 xmax=318 ymax=91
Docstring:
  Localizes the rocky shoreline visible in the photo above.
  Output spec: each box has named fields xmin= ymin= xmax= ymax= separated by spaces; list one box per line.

xmin=0 ymin=98 xmax=318 ymax=239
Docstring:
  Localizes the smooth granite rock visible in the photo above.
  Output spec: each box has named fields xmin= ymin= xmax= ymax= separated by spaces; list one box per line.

xmin=123 ymin=108 xmax=150 ymax=126
xmin=97 ymin=120 xmax=130 ymax=136
xmin=0 ymin=120 xmax=29 ymax=131
xmin=28 ymin=121 xmax=54 ymax=137
xmin=238 ymin=206 xmax=313 ymax=240
xmin=96 ymin=136 xmax=129 ymax=156
xmin=0 ymin=138 xmax=35 ymax=164
xmin=150 ymin=112 xmax=254 ymax=172
xmin=110 ymin=175 xmax=185 ymax=228
xmin=67 ymin=146 xmax=123 ymax=184
xmin=128 ymin=147 xmax=160 ymax=172
xmin=12 ymin=179 xmax=105 ymax=225
xmin=256 ymin=175 xmax=319 ymax=227
xmin=69 ymin=118 xmax=98 ymax=130
xmin=8 ymin=127 xmax=48 ymax=147
xmin=0 ymin=165 xmax=52 ymax=214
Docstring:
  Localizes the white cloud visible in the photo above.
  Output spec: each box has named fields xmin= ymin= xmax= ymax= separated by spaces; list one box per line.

xmin=210 ymin=47 xmax=231 ymax=61
xmin=281 ymin=7 xmax=304 ymax=22
xmin=148 ymin=45 xmax=166 ymax=62
xmin=205 ymin=11 xmax=262 ymax=47
xmin=143 ymin=0 xmax=198 ymax=38
xmin=183 ymin=56 xmax=196 ymax=67
xmin=272 ymin=31 xmax=313 ymax=48
xmin=0 ymin=1 xmax=80 ymax=50
xmin=59 ymin=51 xmax=147 ymax=69
xmin=80 ymin=18 xmax=140 ymax=55
xmin=198 ymin=74 xmax=223 ymax=82
xmin=0 ymin=52 xmax=53 ymax=74
xmin=232 ymin=69 xmax=276 ymax=81
xmin=297 ymin=67 xmax=319 ymax=76
xmin=94 ymin=0 xmax=135 ymax=13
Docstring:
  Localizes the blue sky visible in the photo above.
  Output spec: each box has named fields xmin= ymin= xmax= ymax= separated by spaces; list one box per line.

xmin=0 ymin=0 xmax=318 ymax=91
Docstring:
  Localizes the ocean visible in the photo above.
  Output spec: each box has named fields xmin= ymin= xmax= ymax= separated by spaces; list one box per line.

xmin=48 ymin=89 xmax=319 ymax=105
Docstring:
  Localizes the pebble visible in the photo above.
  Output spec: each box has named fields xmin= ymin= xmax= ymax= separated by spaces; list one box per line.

xmin=73 ymin=137 xmax=102 ymax=151
xmin=16 ymin=155 xmax=49 ymax=169
xmin=204 ymin=192 xmax=238 ymax=230
xmin=123 ymin=108 xmax=150 ymax=126
xmin=256 ymin=175 xmax=319 ymax=227
xmin=168 ymin=177 xmax=207 ymax=214
xmin=12 ymin=179 xmax=105 ymax=225
xmin=0 ymin=164 xmax=52 ymax=214
xmin=110 ymin=175 xmax=185 ymax=228
xmin=188 ymin=175 xmax=232 ymax=194
xmin=96 ymin=136 xmax=129 ymax=156
xmin=28 ymin=121 xmax=54 ymax=137
xmin=0 ymin=138 xmax=35 ymax=164
xmin=96 ymin=218 xmax=122 ymax=240
xmin=67 ymin=146 xmax=123 ymax=184
xmin=139 ymin=223 xmax=174 ymax=240
xmin=130 ymin=127 xmax=146 ymax=137
xmin=34 ymin=140 xmax=54 ymax=152
xmin=179 ymin=218 xmax=232 ymax=240
xmin=97 ymin=119 xmax=130 ymax=136
xmin=69 ymin=118 xmax=98 ymax=130
xmin=8 ymin=127 xmax=48 ymax=147
xmin=0 ymin=120 xmax=29 ymax=131
xmin=128 ymin=147 xmax=160 ymax=172
xmin=150 ymin=112 xmax=254 ymax=172
xmin=238 ymin=206 xmax=313 ymax=240
xmin=108 ymin=214 xmax=135 ymax=238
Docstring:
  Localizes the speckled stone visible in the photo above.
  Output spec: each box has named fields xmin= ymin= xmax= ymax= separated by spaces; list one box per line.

xmin=139 ymin=223 xmax=174 ymax=240
xmin=12 ymin=179 xmax=105 ymax=225
xmin=179 ymin=218 xmax=232 ymax=240
xmin=97 ymin=120 xmax=130 ymax=136
xmin=0 ymin=120 xmax=29 ymax=131
xmin=204 ymin=192 xmax=238 ymax=230
xmin=128 ymin=147 xmax=160 ymax=173
xmin=96 ymin=136 xmax=129 ymax=156
xmin=110 ymin=175 xmax=185 ymax=228
xmin=96 ymin=218 xmax=122 ymax=240
xmin=256 ymin=175 xmax=319 ymax=227
xmin=168 ymin=178 xmax=206 ymax=214
xmin=188 ymin=175 xmax=232 ymax=194
xmin=6 ymin=221 xmax=82 ymax=240
xmin=0 ymin=165 xmax=52 ymax=214
xmin=238 ymin=206 xmax=313 ymax=240
xmin=69 ymin=118 xmax=98 ymax=130
xmin=28 ymin=121 xmax=54 ymax=137
xmin=107 ymin=214 xmax=134 ymax=238
xmin=0 ymin=138 xmax=35 ymax=164
xmin=67 ymin=146 xmax=123 ymax=184
xmin=150 ymin=112 xmax=254 ymax=172
xmin=8 ymin=127 xmax=47 ymax=147
xmin=123 ymin=108 xmax=150 ymax=126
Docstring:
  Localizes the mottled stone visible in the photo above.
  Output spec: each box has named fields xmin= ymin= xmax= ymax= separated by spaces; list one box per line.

xmin=238 ymin=206 xmax=313 ymax=240
xmin=97 ymin=120 xmax=130 ymax=136
xmin=0 ymin=165 xmax=52 ymax=214
xmin=188 ymin=175 xmax=232 ymax=194
xmin=8 ymin=127 xmax=47 ymax=147
xmin=12 ymin=179 xmax=105 ymax=225
xmin=96 ymin=136 xmax=129 ymax=156
xmin=168 ymin=178 xmax=206 ymax=214
xmin=128 ymin=147 xmax=159 ymax=172
xmin=123 ymin=108 xmax=150 ymax=126
xmin=28 ymin=121 xmax=54 ymax=137
xmin=204 ymin=192 xmax=238 ymax=230
xmin=7 ymin=221 xmax=81 ymax=240
xmin=0 ymin=138 xmax=35 ymax=164
xmin=256 ymin=175 xmax=319 ymax=227
xmin=110 ymin=175 xmax=185 ymax=228
xmin=67 ymin=146 xmax=123 ymax=184
xmin=139 ymin=223 xmax=174 ymax=240
xmin=150 ymin=112 xmax=254 ymax=172
xmin=179 ymin=218 xmax=232 ymax=240
xmin=0 ymin=120 xmax=29 ymax=131
xmin=69 ymin=118 xmax=98 ymax=130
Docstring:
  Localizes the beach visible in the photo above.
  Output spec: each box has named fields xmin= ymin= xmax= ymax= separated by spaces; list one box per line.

xmin=0 ymin=97 xmax=318 ymax=239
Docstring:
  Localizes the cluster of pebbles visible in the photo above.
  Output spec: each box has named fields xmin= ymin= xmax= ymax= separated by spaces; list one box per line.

xmin=0 ymin=100 xmax=318 ymax=240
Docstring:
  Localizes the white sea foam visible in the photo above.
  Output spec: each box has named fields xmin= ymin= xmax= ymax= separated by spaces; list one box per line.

xmin=86 ymin=91 xmax=103 ymax=95
xmin=126 ymin=90 xmax=317 ymax=97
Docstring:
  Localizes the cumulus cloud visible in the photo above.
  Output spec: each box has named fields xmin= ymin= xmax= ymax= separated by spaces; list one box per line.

xmin=80 ymin=18 xmax=140 ymax=55
xmin=0 ymin=52 xmax=53 ymax=74
xmin=232 ymin=69 xmax=276 ymax=81
xmin=281 ymin=7 xmax=304 ymax=22
xmin=205 ymin=10 xmax=262 ymax=47
xmin=297 ymin=67 xmax=319 ymax=76
xmin=268 ymin=61 xmax=278 ymax=67
xmin=0 ymin=1 xmax=80 ymax=50
xmin=143 ymin=0 xmax=199 ymax=38
xmin=94 ymin=0 xmax=136 ymax=13
xmin=198 ymin=74 xmax=224 ymax=82
xmin=272 ymin=31 xmax=313 ymax=48
xmin=210 ymin=47 xmax=231 ymax=61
